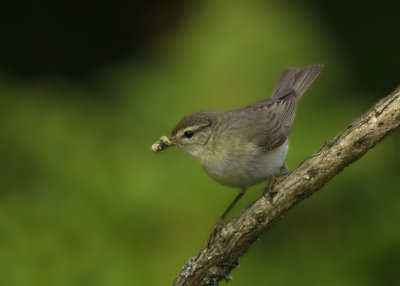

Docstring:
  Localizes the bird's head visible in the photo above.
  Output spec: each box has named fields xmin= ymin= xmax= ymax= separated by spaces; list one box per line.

xmin=152 ymin=110 xmax=219 ymax=158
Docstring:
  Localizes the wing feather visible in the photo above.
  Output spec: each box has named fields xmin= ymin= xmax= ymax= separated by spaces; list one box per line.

xmin=240 ymin=64 xmax=323 ymax=151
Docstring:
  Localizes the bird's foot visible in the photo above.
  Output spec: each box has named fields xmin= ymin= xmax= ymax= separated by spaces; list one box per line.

xmin=277 ymin=163 xmax=289 ymax=177
xmin=263 ymin=175 xmax=277 ymax=204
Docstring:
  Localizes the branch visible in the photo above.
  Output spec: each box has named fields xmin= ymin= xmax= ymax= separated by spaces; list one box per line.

xmin=172 ymin=87 xmax=400 ymax=286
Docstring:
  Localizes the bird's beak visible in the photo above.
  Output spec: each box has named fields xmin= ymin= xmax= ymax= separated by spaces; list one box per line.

xmin=151 ymin=136 xmax=175 ymax=152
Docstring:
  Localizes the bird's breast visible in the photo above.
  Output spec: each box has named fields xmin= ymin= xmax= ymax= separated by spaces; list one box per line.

xmin=200 ymin=140 xmax=288 ymax=188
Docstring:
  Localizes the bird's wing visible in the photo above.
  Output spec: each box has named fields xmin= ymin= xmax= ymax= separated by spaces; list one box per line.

xmin=247 ymin=64 xmax=323 ymax=128
xmin=253 ymin=111 xmax=289 ymax=151
xmin=222 ymin=109 xmax=289 ymax=151
xmin=239 ymin=65 xmax=323 ymax=150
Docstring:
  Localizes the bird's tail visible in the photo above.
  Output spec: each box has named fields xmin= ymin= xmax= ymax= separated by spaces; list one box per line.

xmin=270 ymin=64 xmax=324 ymax=101
xmin=267 ymin=64 xmax=323 ymax=127
xmin=245 ymin=64 xmax=323 ymax=128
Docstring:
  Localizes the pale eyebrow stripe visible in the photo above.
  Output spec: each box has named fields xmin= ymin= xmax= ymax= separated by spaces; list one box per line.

xmin=176 ymin=123 xmax=212 ymax=137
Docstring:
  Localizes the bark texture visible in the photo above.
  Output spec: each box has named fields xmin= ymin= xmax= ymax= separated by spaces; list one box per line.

xmin=172 ymin=87 xmax=400 ymax=286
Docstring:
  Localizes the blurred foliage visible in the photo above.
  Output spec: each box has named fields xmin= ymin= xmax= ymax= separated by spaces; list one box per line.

xmin=1 ymin=1 xmax=399 ymax=285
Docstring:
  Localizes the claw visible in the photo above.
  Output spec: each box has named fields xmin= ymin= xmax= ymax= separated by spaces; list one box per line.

xmin=263 ymin=175 xmax=277 ymax=204
xmin=277 ymin=163 xmax=289 ymax=177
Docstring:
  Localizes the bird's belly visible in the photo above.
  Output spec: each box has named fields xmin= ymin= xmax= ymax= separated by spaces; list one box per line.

xmin=202 ymin=141 xmax=288 ymax=188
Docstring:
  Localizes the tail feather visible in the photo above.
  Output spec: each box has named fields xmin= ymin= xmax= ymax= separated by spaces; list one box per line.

xmin=246 ymin=64 xmax=323 ymax=128
xmin=270 ymin=64 xmax=323 ymax=127
xmin=271 ymin=64 xmax=323 ymax=101
xmin=270 ymin=68 xmax=299 ymax=99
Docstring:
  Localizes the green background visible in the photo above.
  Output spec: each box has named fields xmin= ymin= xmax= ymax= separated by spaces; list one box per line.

xmin=1 ymin=1 xmax=399 ymax=285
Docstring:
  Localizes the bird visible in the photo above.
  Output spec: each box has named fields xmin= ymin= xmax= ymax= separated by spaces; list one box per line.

xmin=152 ymin=64 xmax=323 ymax=233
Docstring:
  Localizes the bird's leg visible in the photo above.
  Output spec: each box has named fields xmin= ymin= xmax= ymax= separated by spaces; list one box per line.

xmin=277 ymin=163 xmax=289 ymax=177
xmin=219 ymin=188 xmax=247 ymax=222
xmin=263 ymin=175 xmax=277 ymax=203
xmin=208 ymin=188 xmax=246 ymax=247
xmin=263 ymin=163 xmax=289 ymax=203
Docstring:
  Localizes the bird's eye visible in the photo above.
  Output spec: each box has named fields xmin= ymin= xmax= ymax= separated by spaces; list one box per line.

xmin=184 ymin=130 xmax=194 ymax=138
